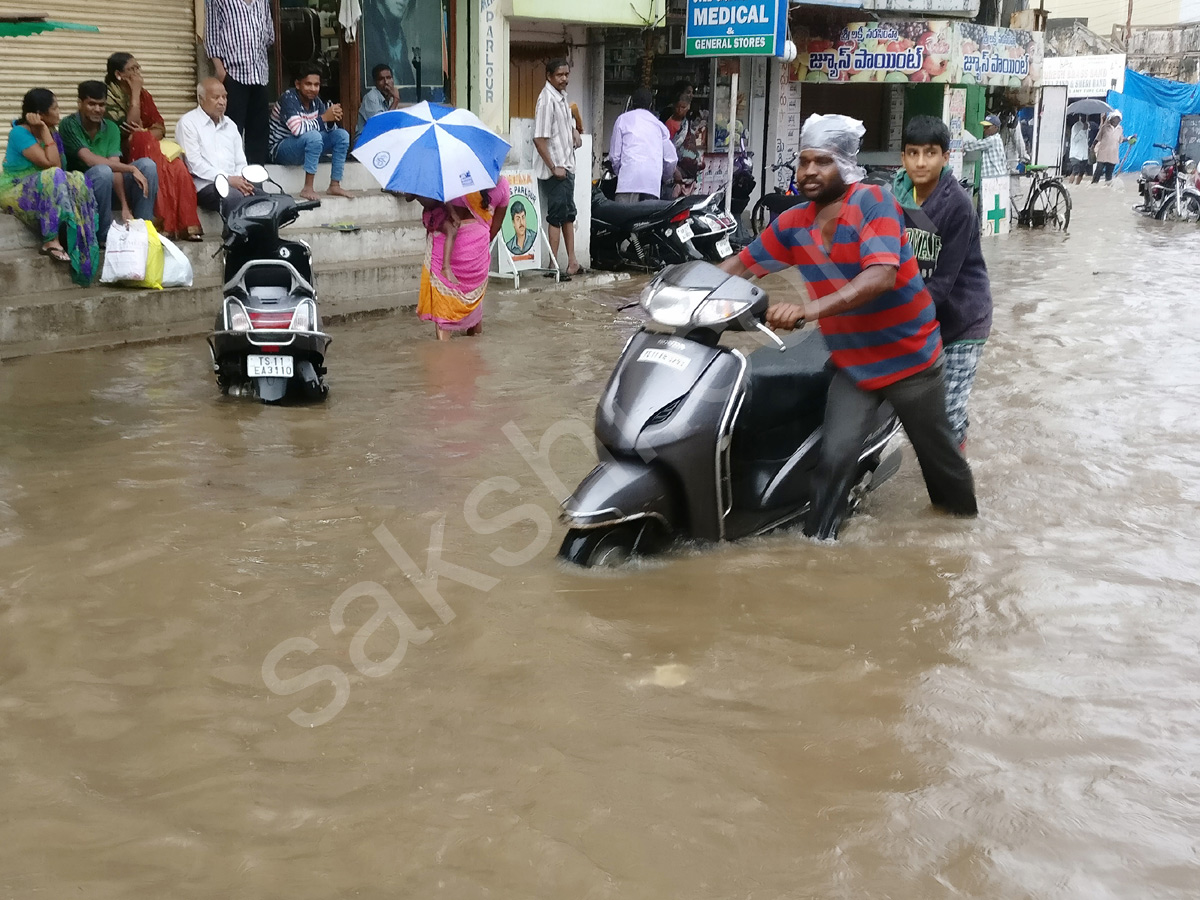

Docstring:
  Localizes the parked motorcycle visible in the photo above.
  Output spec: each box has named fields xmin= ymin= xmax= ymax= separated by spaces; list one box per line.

xmin=207 ymin=165 xmax=331 ymax=403
xmin=591 ymin=188 xmax=737 ymax=271
xmin=1136 ymin=143 xmax=1200 ymax=221
xmin=558 ymin=261 xmax=902 ymax=567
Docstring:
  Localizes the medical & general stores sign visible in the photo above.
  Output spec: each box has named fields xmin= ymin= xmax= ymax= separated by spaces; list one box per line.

xmin=685 ymin=0 xmax=789 ymax=57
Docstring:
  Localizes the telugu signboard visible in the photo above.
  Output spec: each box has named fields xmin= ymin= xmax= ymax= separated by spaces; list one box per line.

xmin=795 ymin=20 xmax=1042 ymax=87
xmin=800 ymin=21 xmax=955 ymax=83
xmin=685 ymin=0 xmax=789 ymax=57
xmin=957 ymin=22 xmax=1042 ymax=88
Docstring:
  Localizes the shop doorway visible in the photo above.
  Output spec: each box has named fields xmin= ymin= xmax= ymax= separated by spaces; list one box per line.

xmin=510 ymin=43 xmax=568 ymax=120
xmin=798 ymin=83 xmax=891 ymax=151
xmin=360 ymin=0 xmax=453 ymax=104
xmin=277 ymin=0 xmax=343 ymax=102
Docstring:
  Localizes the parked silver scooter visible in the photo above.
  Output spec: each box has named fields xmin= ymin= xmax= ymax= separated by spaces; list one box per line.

xmin=558 ymin=261 xmax=902 ymax=567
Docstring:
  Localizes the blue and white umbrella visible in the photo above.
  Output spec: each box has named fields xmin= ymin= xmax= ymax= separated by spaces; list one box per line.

xmin=352 ymin=102 xmax=511 ymax=201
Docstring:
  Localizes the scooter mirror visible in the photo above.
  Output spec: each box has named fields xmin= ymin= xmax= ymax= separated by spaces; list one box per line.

xmin=214 ymin=173 xmax=231 ymax=199
xmin=242 ymin=164 xmax=270 ymax=184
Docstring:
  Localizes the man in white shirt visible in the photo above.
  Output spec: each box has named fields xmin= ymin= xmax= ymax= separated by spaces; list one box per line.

xmin=176 ymin=78 xmax=254 ymax=210
xmin=610 ymin=87 xmax=677 ymax=202
xmin=533 ymin=58 xmax=583 ymax=278
xmin=1067 ymin=115 xmax=1089 ymax=184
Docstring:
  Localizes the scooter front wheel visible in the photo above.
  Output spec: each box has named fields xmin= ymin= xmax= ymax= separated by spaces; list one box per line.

xmin=559 ymin=521 xmax=663 ymax=568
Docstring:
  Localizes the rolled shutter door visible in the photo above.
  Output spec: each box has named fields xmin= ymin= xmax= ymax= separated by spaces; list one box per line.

xmin=0 ymin=0 xmax=197 ymax=156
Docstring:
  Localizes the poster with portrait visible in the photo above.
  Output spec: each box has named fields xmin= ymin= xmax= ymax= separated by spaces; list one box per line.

xmin=497 ymin=172 xmax=542 ymax=272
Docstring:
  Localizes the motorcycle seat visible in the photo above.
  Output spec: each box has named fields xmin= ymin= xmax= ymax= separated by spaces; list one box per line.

xmin=593 ymin=197 xmax=686 ymax=228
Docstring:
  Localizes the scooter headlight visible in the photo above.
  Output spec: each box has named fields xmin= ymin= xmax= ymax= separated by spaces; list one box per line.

xmin=227 ymin=304 xmax=251 ymax=332
xmin=693 ymin=297 xmax=753 ymax=326
xmin=290 ymin=302 xmax=313 ymax=332
xmin=641 ymin=282 xmax=706 ymax=327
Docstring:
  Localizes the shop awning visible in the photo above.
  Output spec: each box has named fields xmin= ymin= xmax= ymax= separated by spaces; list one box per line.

xmin=0 ymin=15 xmax=99 ymax=37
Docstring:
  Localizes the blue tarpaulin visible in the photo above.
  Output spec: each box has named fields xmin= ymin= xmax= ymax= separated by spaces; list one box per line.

xmin=1107 ymin=69 xmax=1200 ymax=172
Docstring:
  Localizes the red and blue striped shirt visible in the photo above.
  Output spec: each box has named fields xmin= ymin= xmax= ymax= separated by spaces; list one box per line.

xmin=739 ymin=183 xmax=942 ymax=390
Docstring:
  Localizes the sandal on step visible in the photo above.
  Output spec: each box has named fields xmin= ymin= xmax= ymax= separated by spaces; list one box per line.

xmin=39 ymin=246 xmax=70 ymax=263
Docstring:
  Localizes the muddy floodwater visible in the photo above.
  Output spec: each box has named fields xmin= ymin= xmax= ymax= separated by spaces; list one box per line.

xmin=2 ymin=182 xmax=1198 ymax=898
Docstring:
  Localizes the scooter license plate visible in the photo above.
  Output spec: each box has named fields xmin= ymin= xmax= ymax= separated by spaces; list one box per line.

xmin=247 ymin=354 xmax=294 ymax=378
xmin=716 ymin=237 xmax=733 ymax=258
xmin=675 ymin=222 xmax=694 ymax=243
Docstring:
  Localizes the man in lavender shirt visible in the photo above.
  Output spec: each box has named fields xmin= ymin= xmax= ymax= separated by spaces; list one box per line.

xmin=609 ymin=87 xmax=677 ymax=202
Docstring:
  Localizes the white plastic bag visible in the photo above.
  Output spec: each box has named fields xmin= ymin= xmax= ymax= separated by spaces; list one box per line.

xmin=100 ymin=219 xmax=149 ymax=283
xmin=159 ymin=235 xmax=194 ymax=288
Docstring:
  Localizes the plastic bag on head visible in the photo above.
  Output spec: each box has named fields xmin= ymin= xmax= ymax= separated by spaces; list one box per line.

xmin=800 ymin=113 xmax=867 ymax=184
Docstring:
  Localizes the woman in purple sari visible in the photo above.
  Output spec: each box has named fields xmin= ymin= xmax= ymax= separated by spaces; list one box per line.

xmin=1 ymin=89 xmax=100 ymax=285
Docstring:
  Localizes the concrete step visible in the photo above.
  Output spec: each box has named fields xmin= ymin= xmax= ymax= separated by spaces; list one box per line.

xmin=263 ymin=161 xmax=384 ymax=193
xmin=0 ymin=190 xmax=423 ymax=255
xmin=0 ymin=252 xmax=425 ymax=357
xmin=1 ymin=217 xmax=428 ymax=298
xmin=196 ymin=190 xmax=423 ymax=231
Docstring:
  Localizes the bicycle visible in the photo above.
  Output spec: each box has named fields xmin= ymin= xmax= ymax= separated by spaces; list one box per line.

xmin=1010 ymin=164 xmax=1071 ymax=231
xmin=750 ymin=156 xmax=802 ymax=236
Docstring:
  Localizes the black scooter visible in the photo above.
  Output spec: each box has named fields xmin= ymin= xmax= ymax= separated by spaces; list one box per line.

xmin=207 ymin=166 xmax=331 ymax=403
xmin=558 ymin=261 xmax=902 ymax=567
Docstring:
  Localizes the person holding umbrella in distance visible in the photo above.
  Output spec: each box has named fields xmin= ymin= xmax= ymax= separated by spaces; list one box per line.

xmin=353 ymin=102 xmax=511 ymax=340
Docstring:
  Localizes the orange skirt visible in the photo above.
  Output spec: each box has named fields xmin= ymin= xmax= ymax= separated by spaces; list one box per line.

xmin=128 ymin=131 xmax=201 ymax=236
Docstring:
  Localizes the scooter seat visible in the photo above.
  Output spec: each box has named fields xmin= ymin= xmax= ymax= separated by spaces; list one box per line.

xmin=233 ymin=262 xmax=315 ymax=300
xmin=734 ymin=329 xmax=832 ymax=458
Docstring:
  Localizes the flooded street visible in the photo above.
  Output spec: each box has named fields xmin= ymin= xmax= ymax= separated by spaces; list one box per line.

xmin=2 ymin=181 xmax=1199 ymax=898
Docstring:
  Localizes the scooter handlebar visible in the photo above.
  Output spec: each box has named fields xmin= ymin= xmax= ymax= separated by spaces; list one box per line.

xmin=292 ymin=200 xmax=322 ymax=212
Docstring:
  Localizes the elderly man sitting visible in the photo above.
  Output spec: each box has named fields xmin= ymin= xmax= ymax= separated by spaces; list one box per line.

xmin=175 ymin=77 xmax=254 ymax=210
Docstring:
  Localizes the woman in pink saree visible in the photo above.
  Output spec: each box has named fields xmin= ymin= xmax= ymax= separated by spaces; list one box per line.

xmin=415 ymin=177 xmax=510 ymax=340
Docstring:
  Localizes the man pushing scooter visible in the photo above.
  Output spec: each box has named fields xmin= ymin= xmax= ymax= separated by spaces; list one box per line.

xmin=720 ymin=114 xmax=977 ymax=539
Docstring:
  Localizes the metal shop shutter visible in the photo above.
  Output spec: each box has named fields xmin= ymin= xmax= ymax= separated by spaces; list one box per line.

xmin=0 ymin=0 xmax=197 ymax=155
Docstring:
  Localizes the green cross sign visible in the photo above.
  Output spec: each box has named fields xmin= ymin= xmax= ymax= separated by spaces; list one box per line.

xmin=987 ymin=194 xmax=1007 ymax=234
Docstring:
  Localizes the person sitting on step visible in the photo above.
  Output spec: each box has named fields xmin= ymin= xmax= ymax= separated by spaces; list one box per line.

xmin=176 ymin=78 xmax=255 ymax=211
xmin=268 ymin=63 xmax=352 ymax=202
xmin=59 ymin=80 xmax=159 ymax=240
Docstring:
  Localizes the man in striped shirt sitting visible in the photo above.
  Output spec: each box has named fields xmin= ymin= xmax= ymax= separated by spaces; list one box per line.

xmin=720 ymin=114 xmax=976 ymax=540
xmin=268 ymin=64 xmax=352 ymax=202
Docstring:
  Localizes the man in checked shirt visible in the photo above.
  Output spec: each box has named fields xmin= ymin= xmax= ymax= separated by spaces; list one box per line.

xmin=205 ymin=0 xmax=275 ymax=164
xmin=961 ymin=114 xmax=1008 ymax=180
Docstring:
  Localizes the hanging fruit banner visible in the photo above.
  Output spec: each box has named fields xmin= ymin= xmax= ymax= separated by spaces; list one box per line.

xmin=956 ymin=22 xmax=1042 ymax=89
xmin=800 ymin=21 xmax=954 ymax=83
xmin=795 ymin=20 xmax=1042 ymax=87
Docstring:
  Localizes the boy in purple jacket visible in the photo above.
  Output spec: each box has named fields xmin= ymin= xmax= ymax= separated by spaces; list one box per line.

xmin=892 ymin=115 xmax=993 ymax=450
